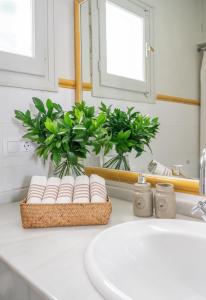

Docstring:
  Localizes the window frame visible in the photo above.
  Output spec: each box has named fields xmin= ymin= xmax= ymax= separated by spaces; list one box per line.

xmin=0 ymin=0 xmax=56 ymax=91
xmin=91 ymin=0 xmax=155 ymax=103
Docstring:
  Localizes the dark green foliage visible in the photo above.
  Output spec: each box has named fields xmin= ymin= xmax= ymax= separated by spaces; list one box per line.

xmin=99 ymin=103 xmax=160 ymax=170
xmin=15 ymin=99 xmax=101 ymax=177
xmin=14 ymin=98 xmax=160 ymax=176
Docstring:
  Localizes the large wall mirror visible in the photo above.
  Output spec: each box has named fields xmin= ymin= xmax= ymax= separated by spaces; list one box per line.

xmin=75 ymin=0 xmax=206 ymax=192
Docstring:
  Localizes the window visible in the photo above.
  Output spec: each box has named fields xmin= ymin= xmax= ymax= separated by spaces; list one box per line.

xmin=91 ymin=0 xmax=154 ymax=102
xmin=106 ymin=1 xmax=144 ymax=81
xmin=0 ymin=0 xmax=56 ymax=91
xmin=0 ymin=0 xmax=33 ymax=57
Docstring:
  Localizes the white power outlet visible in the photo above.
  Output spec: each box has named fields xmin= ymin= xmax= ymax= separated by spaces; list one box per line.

xmin=4 ymin=138 xmax=36 ymax=156
xmin=20 ymin=141 xmax=35 ymax=152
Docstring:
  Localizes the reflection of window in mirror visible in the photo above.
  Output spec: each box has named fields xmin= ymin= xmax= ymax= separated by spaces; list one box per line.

xmin=91 ymin=0 xmax=154 ymax=102
xmin=106 ymin=1 xmax=144 ymax=81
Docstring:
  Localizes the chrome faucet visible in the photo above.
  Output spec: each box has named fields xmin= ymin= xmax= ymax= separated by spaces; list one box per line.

xmin=192 ymin=148 xmax=206 ymax=221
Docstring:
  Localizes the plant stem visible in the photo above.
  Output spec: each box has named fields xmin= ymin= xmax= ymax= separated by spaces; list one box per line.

xmin=104 ymin=154 xmax=130 ymax=171
xmin=54 ymin=159 xmax=85 ymax=178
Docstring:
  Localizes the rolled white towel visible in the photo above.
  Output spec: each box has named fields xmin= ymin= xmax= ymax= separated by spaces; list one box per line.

xmin=27 ymin=176 xmax=47 ymax=204
xmin=90 ymin=174 xmax=107 ymax=203
xmin=73 ymin=175 xmax=90 ymax=203
xmin=56 ymin=176 xmax=74 ymax=203
xmin=42 ymin=177 xmax=61 ymax=204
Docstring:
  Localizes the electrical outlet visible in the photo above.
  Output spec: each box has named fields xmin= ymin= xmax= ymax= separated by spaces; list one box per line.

xmin=3 ymin=138 xmax=35 ymax=156
xmin=21 ymin=141 xmax=35 ymax=152
xmin=19 ymin=141 xmax=35 ymax=152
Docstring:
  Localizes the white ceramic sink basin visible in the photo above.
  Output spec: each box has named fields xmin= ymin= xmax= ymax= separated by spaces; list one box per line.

xmin=85 ymin=220 xmax=206 ymax=300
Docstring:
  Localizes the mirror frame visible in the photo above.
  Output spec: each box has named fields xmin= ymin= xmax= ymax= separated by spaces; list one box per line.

xmin=85 ymin=167 xmax=199 ymax=195
xmin=74 ymin=0 xmax=200 ymax=195
xmin=74 ymin=0 xmax=84 ymax=103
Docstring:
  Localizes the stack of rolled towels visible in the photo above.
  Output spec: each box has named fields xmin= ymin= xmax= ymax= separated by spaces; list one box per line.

xmin=27 ymin=174 xmax=107 ymax=204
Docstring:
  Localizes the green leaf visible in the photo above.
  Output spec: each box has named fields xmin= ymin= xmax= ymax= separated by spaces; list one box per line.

xmin=58 ymin=128 xmax=68 ymax=135
xmin=93 ymin=143 xmax=101 ymax=154
xmin=62 ymin=136 xmax=69 ymax=143
xmin=74 ymin=108 xmax=83 ymax=122
xmin=23 ymin=133 xmax=39 ymax=142
xmin=117 ymin=130 xmax=125 ymax=140
xmin=53 ymin=103 xmax=63 ymax=112
xmin=64 ymin=112 xmax=73 ymax=127
xmin=123 ymin=130 xmax=131 ymax=139
xmin=96 ymin=113 xmax=106 ymax=127
xmin=45 ymin=134 xmax=55 ymax=144
xmin=56 ymin=141 xmax=62 ymax=148
xmin=62 ymin=142 xmax=69 ymax=152
xmin=25 ymin=110 xmax=32 ymax=122
xmin=15 ymin=110 xmax=26 ymax=122
xmin=35 ymin=145 xmax=45 ymax=157
xmin=67 ymin=152 xmax=77 ymax=163
xmin=46 ymin=99 xmax=53 ymax=110
xmin=42 ymin=144 xmax=53 ymax=160
xmin=73 ymin=124 xmax=86 ymax=131
xmin=32 ymin=97 xmax=46 ymax=114
xmin=52 ymin=150 xmax=61 ymax=165
xmin=45 ymin=118 xmax=58 ymax=134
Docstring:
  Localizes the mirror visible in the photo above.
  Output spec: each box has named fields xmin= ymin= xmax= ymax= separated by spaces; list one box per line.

xmin=78 ymin=0 xmax=206 ymax=180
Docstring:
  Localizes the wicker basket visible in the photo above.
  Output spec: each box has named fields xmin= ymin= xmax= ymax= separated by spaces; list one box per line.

xmin=20 ymin=199 xmax=112 ymax=229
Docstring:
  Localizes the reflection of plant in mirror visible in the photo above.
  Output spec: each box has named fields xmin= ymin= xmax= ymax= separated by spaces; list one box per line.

xmin=92 ymin=114 xmax=113 ymax=158
xmin=99 ymin=103 xmax=160 ymax=170
xmin=15 ymin=99 xmax=104 ymax=177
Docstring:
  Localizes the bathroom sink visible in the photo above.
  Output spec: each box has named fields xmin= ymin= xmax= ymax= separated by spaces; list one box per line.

xmin=85 ymin=220 xmax=206 ymax=300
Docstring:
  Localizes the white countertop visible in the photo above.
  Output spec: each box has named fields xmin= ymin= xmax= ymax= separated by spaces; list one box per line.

xmin=0 ymin=198 xmax=201 ymax=300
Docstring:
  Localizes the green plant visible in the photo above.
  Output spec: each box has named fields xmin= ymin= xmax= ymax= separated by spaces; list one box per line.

xmin=14 ymin=98 xmax=160 ymax=175
xmin=15 ymin=98 xmax=103 ymax=177
xmin=99 ymin=103 xmax=160 ymax=170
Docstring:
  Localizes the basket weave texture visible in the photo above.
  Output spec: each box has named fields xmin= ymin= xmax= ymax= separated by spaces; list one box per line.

xmin=20 ymin=199 xmax=112 ymax=228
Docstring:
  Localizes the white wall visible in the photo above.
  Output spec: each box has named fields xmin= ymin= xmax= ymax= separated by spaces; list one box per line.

xmin=153 ymin=0 xmax=202 ymax=99
xmin=82 ymin=0 xmax=202 ymax=179
xmin=0 ymin=0 xmax=75 ymax=203
xmin=0 ymin=0 xmax=203 ymax=204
